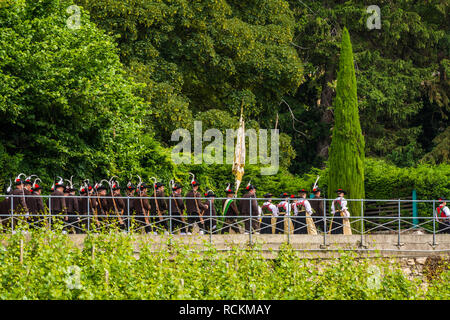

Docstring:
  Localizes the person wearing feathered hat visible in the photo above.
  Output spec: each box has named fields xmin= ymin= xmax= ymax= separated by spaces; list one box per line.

xmin=437 ymin=198 xmax=450 ymax=234
xmin=185 ymin=173 xmax=208 ymax=235
xmin=50 ymin=176 xmax=68 ymax=229
xmin=149 ymin=180 xmax=168 ymax=234
xmin=10 ymin=174 xmax=30 ymax=228
xmin=77 ymin=182 xmax=92 ymax=232
xmin=202 ymin=190 xmax=217 ymax=233
xmin=108 ymin=179 xmax=126 ymax=231
xmin=276 ymin=192 xmax=291 ymax=234
xmin=29 ymin=178 xmax=45 ymax=228
xmin=125 ymin=180 xmax=136 ymax=222
xmin=133 ymin=179 xmax=152 ymax=234
xmin=220 ymin=183 xmax=241 ymax=234
xmin=63 ymin=177 xmax=79 ymax=234
xmin=310 ymin=187 xmax=324 ymax=232
xmin=260 ymin=193 xmax=278 ymax=234
xmin=292 ymin=189 xmax=318 ymax=235
xmin=23 ymin=175 xmax=36 ymax=218
xmin=92 ymin=181 xmax=109 ymax=227
xmin=169 ymin=181 xmax=186 ymax=234
xmin=330 ymin=189 xmax=351 ymax=235
xmin=0 ymin=179 xmax=12 ymax=228
xmin=238 ymin=181 xmax=259 ymax=234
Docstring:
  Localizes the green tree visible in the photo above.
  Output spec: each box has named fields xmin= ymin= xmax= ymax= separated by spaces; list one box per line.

xmin=286 ymin=0 xmax=448 ymax=169
xmin=327 ymin=27 xmax=365 ymax=230
xmin=0 ymin=0 xmax=175 ymax=187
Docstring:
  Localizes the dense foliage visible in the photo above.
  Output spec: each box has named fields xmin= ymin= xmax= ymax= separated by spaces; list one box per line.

xmin=0 ymin=226 xmax=448 ymax=300
xmin=0 ymin=0 xmax=448 ymax=198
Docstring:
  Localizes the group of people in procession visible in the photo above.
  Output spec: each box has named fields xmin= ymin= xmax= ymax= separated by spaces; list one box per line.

xmin=1 ymin=173 xmax=449 ymax=234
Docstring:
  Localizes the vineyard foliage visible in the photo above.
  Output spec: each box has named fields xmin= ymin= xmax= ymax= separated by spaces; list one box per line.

xmin=0 ymin=225 xmax=448 ymax=300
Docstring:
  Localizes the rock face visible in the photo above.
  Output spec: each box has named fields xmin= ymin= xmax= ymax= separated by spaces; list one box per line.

xmin=397 ymin=256 xmax=450 ymax=281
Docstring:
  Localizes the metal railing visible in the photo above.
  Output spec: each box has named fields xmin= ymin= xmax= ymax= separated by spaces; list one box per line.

xmin=1 ymin=194 xmax=449 ymax=247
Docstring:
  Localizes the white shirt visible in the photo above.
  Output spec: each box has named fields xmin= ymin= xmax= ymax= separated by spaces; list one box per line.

xmin=292 ymin=198 xmax=313 ymax=216
xmin=262 ymin=201 xmax=279 ymax=217
xmin=277 ymin=200 xmax=292 ymax=216
xmin=331 ymin=196 xmax=349 ymax=216
xmin=439 ymin=205 xmax=450 ymax=218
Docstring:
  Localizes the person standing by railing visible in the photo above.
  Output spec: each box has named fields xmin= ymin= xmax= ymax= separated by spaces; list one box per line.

xmin=23 ymin=176 xmax=34 ymax=223
xmin=276 ymin=193 xmax=291 ymax=234
xmin=0 ymin=180 xmax=12 ymax=229
xmin=437 ymin=198 xmax=450 ymax=234
xmin=220 ymin=185 xmax=241 ymax=234
xmin=134 ymin=182 xmax=151 ymax=234
xmin=150 ymin=182 xmax=167 ymax=234
xmin=106 ymin=181 xmax=126 ymax=231
xmin=260 ymin=193 xmax=277 ymax=234
xmin=292 ymin=189 xmax=317 ymax=234
xmin=238 ymin=183 xmax=259 ymax=234
xmin=310 ymin=187 xmax=324 ymax=233
xmin=50 ymin=177 xmax=67 ymax=230
xmin=185 ymin=177 xmax=208 ymax=235
xmin=330 ymin=189 xmax=352 ymax=235
xmin=125 ymin=182 xmax=136 ymax=231
xmin=203 ymin=190 xmax=217 ymax=234
xmin=77 ymin=185 xmax=92 ymax=233
xmin=30 ymin=181 xmax=45 ymax=229
xmin=170 ymin=182 xmax=186 ymax=234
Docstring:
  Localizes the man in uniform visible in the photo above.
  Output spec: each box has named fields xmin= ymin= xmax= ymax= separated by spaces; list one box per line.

xmin=0 ymin=180 xmax=12 ymax=229
xmin=310 ymin=187 xmax=324 ymax=232
xmin=150 ymin=182 xmax=168 ymax=234
xmin=203 ymin=190 xmax=217 ymax=233
xmin=238 ymin=183 xmax=259 ymax=234
xmin=124 ymin=181 xmax=136 ymax=230
xmin=64 ymin=183 xmax=79 ymax=233
xmin=93 ymin=182 xmax=109 ymax=229
xmin=260 ymin=193 xmax=278 ymax=234
xmin=330 ymin=189 xmax=351 ymax=234
xmin=77 ymin=184 xmax=91 ymax=233
xmin=185 ymin=178 xmax=208 ymax=235
xmin=169 ymin=182 xmax=186 ymax=234
xmin=50 ymin=177 xmax=67 ymax=230
xmin=11 ymin=175 xmax=30 ymax=229
xmin=276 ymin=192 xmax=291 ymax=234
xmin=134 ymin=182 xmax=151 ymax=233
xmin=437 ymin=198 xmax=450 ymax=234
xmin=30 ymin=180 xmax=45 ymax=229
xmin=23 ymin=176 xmax=35 ymax=223
xmin=220 ymin=184 xmax=241 ymax=234
xmin=108 ymin=181 xmax=126 ymax=231
xmin=292 ymin=189 xmax=316 ymax=234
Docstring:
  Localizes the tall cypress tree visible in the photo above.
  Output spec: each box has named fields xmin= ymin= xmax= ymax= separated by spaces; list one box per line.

xmin=328 ymin=27 xmax=365 ymax=231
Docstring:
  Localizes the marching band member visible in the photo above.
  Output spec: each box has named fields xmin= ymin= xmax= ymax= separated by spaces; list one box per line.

xmin=260 ymin=193 xmax=278 ymax=234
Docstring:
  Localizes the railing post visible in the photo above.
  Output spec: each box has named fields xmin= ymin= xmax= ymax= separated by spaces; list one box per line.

xmin=432 ymin=199 xmax=436 ymax=246
xmin=360 ymin=199 xmax=364 ymax=246
xmin=169 ymin=195 xmax=172 ymax=234
xmin=127 ymin=196 xmax=130 ymax=233
xmin=209 ymin=199 xmax=212 ymax=243
xmin=323 ymin=198 xmax=327 ymax=247
xmin=397 ymin=199 xmax=401 ymax=247
xmin=87 ymin=194 xmax=90 ymax=232
xmin=412 ymin=189 xmax=418 ymax=228
xmin=47 ymin=196 xmax=52 ymax=231
xmin=249 ymin=197 xmax=252 ymax=246
xmin=287 ymin=198 xmax=290 ymax=244
xmin=10 ymin=194 xmax=14 ymax=232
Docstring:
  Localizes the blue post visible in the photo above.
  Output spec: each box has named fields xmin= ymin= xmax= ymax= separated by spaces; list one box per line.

xmin=412 ymin=189 xmax=418 ymax=228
